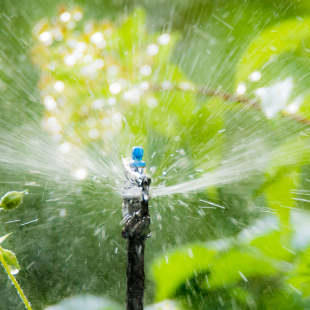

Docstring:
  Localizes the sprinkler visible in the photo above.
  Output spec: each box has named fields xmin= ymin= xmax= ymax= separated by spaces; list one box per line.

xmin=121 ymin=146 xmax=151 ymax=310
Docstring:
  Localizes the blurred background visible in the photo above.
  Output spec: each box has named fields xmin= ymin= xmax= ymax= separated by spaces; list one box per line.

xmin=1 ymin=0 xmax=310 ymax=309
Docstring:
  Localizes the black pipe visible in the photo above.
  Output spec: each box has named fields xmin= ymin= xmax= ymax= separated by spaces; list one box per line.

xmin=126 ymin=236 xmax=145 ymax=310
xmin=122 ymin=177 xmax=151 ymax=310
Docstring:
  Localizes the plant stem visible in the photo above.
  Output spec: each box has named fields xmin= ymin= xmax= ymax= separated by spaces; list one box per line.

xmin=152 ymin=83 xmax=310 ymax=127
xmin=0 ymin=252 xmax=32 ymax=310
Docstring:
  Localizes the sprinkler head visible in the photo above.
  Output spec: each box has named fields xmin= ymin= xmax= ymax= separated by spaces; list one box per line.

xmin=130 ymin=146 xmax=146 ymax=171
xmin=121 ymin=146 xmax=151 ymax=240
xmin=132 ymin=146 xmax=144 ymax=161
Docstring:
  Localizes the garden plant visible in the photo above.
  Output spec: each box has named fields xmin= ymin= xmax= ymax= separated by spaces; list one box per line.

xmin=1 ymin=1 xmax=310 ymax=309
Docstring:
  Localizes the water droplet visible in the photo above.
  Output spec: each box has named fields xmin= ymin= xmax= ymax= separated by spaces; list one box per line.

xmin=73 ymin=168 xmax=88 ymax=180
xmin=39 ymin=31 xmax=53 ymax=46
xmin=188 ymin=248 xmax=194 ymax=258
xmin=90 ymin=32 xmax=106 ymax=48
xmin=179 ymin=82 xmax=193 ymax=91
xmin=139 ymin=81 xmax=149 ymax=90
xmin=58 ymin=142 xmax=72 ymax=154
xmin=109 ymin=82 xmax=122 ymax=95
xmin=64 ymin=54 xmax=77 ymax=66
xmin=43 ymin=96 xmax=57 ymax=111
xmin=236 ymin=83 xmax=246 ymax=95
xmin=238 ymin=271 xmax=248 ymax=282
xmin=60 ymin=12 xmax=71 ymax=23
xmin=54 ymin=81 xmax=64 ymax=92
xmin=123 ymin=88 xmax=141 ymax=103
xmin=158 ymin=33 xmax=170 ymax=45
xmin=10 ymin=268 xmax=19 ymax=275
xmin=147 ymin=44 xmax=159 ymax=56
xmin=73 ymin=11 xmax=83 ymax=21
xmin=285 ymin=96 xmax=303 ymax=114
xmin=93 ymin=59 xmax=104 ymax=69
xmin=59 ymin=209 xmax=67 ymax=217
xmin=249 ymin=71 xmax=262 ymax=82
xmin=140 ymin=65 xmax=152 ymax=76
xmin=76 ymin=41 xmax=87 ymax=53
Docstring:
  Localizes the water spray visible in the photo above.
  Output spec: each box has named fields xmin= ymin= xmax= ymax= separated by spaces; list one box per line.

xmin=121 ymin=146 xmax=151 ymax=310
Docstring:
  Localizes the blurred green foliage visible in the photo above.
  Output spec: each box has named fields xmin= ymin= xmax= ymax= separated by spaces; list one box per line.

xmin=1 ymin=0 xmax=310 ymax=310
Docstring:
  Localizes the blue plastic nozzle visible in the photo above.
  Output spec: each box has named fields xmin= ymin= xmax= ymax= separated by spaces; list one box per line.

xmin=131 ymin=146 xmax=146 ymax=169
xmin=132 ymin=146 xmax=144 ymax=161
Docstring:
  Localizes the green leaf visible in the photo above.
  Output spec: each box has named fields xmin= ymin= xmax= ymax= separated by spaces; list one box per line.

xmin=287 ymin=247 xmax=310 ymax=297
xmin=236 ymin=17 xmax=310 ymax=84
xmin=250 ymin=231 xmax=294 ymax=261
xmin=151 ymin=216 xmax=293 ymax=303
xmin=116 ymin=8 xmax=146 ymax=59
xmin=0 ymin=246 xmax=20 ymax=274
xmin=265 ymin=168 xmax=299 ymax=229
xmin=151 ymin=242 xmax=280 ymax=301
xmin=45 ymin=295 xmax=122 ymax=310
xmin=263 ymin=136 xmax=310 ymax=228
xmin=264 ymin=287 xmax=310 ymax=310
xmin=151 ymin=244 xmax=216 ymax=301
xmin=207 ymin=248 xmax=278 ymax=289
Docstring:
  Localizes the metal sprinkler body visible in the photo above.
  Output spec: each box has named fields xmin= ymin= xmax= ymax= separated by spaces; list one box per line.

xmin=121 ymin=146 xmax=151 ymax=310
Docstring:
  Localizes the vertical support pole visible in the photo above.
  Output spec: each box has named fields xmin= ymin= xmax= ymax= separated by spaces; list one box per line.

xmin=122 ymin=177 xmax=151 ymax=310
xmin=121 ymin=146 xmax=151 ymax=310
xmin=126 ymin=236 xmax=145 ymax=310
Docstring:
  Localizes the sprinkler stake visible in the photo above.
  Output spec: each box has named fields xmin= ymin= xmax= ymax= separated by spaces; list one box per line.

xmin=121 ymin=147 xmax=151 ymax=310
